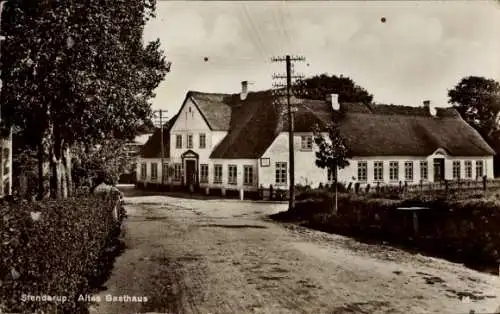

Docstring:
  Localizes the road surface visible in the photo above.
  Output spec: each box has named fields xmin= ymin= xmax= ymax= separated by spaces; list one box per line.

xmin=89 ymin=194 xmax=500 ymax=314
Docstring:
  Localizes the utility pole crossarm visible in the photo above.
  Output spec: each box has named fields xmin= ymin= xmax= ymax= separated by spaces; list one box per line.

xmin=272 ymin=74 xmax=305 ymax=80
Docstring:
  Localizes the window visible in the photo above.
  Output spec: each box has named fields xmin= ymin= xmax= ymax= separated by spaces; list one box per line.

xmin=200 ymin=164 xmax=208 ymax=183
xmin=187 ymin=134 xmax=193 ymax=149
xmin=228 ymin=165 xmax=237 ymax=185
xmin=420 ymin=161 xmax=428 ymax=181
xmin=173 ymin=163 xmax=182 ymax=181
xmin=162 ymin=163 xmax=169 ymax=180
xmin=404 ymin=161 xmax=413 ymax=182
xmin=452 ymin=161 xmax=461 ymax=180
xmin=175 ymin=135 xmax=182 ymax=149
xmin=374 ymin=161 xmax=384 ymax=182
xmin=151 ymin=163 xmax=158 ymax=181
xmin=301 ymin=135 xmax=313 ymax=150
xmin=476 ymin=160 xmax=484 ymax=179
xmin=465 ymin=161 xmax=472 ymax=179
xmin=275 ymin=162 xmax=287 ymax=185
xmin=389 ymin=161 xmax=399 ymax=181
xmin=357 ymin=161 xmax=367 ymax=182
xmin=140 ymin=163 xmax=147 ymax=180
xmin=199 ymin=133 xmax=206 ymax=149
xmin=213 ymin=164 xmax=223 ymax=184
xmin=244 ymin=165 xmax=253 ymax=185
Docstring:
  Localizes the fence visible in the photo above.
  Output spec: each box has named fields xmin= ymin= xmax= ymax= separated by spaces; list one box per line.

xmin=349 ymin=177 xmax=500 ymax=200
xmin=260 ymin=178 xmax=500 ymax=201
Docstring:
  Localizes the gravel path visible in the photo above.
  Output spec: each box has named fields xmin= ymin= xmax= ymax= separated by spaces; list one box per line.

xmin=89 ymin=195 xmax=500 ymax=314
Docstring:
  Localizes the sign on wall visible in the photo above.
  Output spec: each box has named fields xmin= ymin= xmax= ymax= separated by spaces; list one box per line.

xmin=260 ymin=158 xmax=270 ymax=167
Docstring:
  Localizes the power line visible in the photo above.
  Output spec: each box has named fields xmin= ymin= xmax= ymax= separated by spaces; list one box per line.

xmin=240 ymin=3 xmax=271 ymax=63
xmin=277 ymin=2 xmax=292 ymax=48
xmin=272 ymin=54 xmax=306 ymax=211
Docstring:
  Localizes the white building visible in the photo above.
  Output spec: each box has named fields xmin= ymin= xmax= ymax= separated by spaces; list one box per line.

xmin=136 ymin=82 xmax=495 ymax=195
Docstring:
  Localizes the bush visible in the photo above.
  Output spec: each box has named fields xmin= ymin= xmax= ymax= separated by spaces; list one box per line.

xmin=0 ymin=194 xmax=123 ymax=313
xmin=277 ymin=189 xmax=500 ymax=267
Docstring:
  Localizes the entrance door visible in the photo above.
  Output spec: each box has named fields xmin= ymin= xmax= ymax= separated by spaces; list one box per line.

xmin=433 ymin=158 xmax=445 ymax=182
xmin=185 ymin=160 xmax=196 ymax=186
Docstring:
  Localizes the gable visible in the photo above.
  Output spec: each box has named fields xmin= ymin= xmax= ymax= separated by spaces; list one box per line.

xmin=170 ymin=96 xmax=211 ymax=132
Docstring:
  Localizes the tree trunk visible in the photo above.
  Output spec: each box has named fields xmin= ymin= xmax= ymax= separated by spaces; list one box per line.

xmin=333 ymin=178 xmax=338 ymax=215
xmin=63 ymin=144 xmax=73 ymax=197
xmin=37 ymin=139 xmax=45 ymax=200
xmin=49 ymin=134 xmax=67 ymax=199
xmin=61 ymin=161 xmax=68 ymax=198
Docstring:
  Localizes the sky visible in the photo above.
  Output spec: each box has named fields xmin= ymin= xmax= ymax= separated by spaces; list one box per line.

xmin=143 ymin=0 xmax=500 ymax=115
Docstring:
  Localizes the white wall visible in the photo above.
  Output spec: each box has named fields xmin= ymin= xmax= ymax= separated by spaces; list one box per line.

xmin=259 ymin=132 xmax=495 ymax=189
xmin=136 ymin=157 xmax=168 ymax=183
xmin=338 ymin=154 xmax=493 ymax=187
xmin=211 ymin=131 xmax=228 ymax=153
xmin=260 ymin=132 xmax=327 ymax=189
xmin=204 ymin=159 xmax=259 ymax=191
xmin=170 ymin=97 xmax=212 ymax=161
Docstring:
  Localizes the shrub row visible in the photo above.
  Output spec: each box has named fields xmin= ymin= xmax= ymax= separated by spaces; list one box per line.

xmin=284 ymin=190 xmax=500 ymax=268
xmin=0 ymin=193 xmax=124 ymax=314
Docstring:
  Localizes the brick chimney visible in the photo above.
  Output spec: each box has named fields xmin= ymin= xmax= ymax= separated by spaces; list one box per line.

xmin=240 ymin=81 xmax=248 ymax=101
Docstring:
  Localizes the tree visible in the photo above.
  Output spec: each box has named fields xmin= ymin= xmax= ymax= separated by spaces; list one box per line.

xmin=448 ymin=76 xmax=500 ymax=140
xmin=1 ymin=0 xmax=170 ymax=199
xmin=293 ymin=73 xmax=373 ymax=103
xmin=448 ymin=76 xmax=500 ymax=176
xmin=72 ymin=138 xmax=134 ymax=190
xmin=312 ymin=123 xmax=350 ymax=215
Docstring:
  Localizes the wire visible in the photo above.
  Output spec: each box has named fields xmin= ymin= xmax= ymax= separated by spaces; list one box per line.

xmin=240 ymin=3 xmax=271 ymax=63
xmin=278 ymin=1 xmax=292 ymax=48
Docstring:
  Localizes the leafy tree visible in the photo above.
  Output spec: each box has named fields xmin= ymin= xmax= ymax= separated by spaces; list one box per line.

xmin=72 ymin=138 xmax=134 ymax=190
xmin=448 ymin=76 xmax=500 ymax=176
xmin=1 ymin=0 xmax=170 ymax=199
xmin=448 ymin=76 xmax=500 ymax=140
xmin=312 ymin=123 xmax=350 ymax=214
xmin=293 ymin=74 xmax=373 ymax=103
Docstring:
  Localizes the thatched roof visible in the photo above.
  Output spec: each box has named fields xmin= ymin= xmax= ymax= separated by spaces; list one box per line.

xmin=338 ymin=103 xmax=494 ymax=156
xmin=141 ymin=90 xmax=494 ymax=159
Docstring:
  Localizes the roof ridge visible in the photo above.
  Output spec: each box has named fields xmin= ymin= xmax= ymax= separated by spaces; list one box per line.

xmin=188 ymin=91 xmax=233 ymax=97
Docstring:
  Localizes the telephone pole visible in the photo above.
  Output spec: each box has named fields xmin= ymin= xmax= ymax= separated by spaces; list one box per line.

xmin=153 ymin=109 xmax=168 ymax=186
xmin=271 ymin=55 xmax=305 ymax=211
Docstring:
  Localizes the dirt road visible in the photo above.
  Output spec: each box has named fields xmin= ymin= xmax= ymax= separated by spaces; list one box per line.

xmin=89 ymin=194 xmax=500 ymax=314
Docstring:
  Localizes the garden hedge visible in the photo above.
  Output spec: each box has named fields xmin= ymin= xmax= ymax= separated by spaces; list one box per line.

xmin=0 ymin=193 xmax=124 ymax=313
xmin=281 ymin=189 xmax=500 ymax=269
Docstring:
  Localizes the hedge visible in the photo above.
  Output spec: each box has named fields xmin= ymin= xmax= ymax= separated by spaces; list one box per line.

xmin=280 ymin=190 xmax=500 ymax=268
xmin=0 ymin=193 xmax=124 ymax=314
